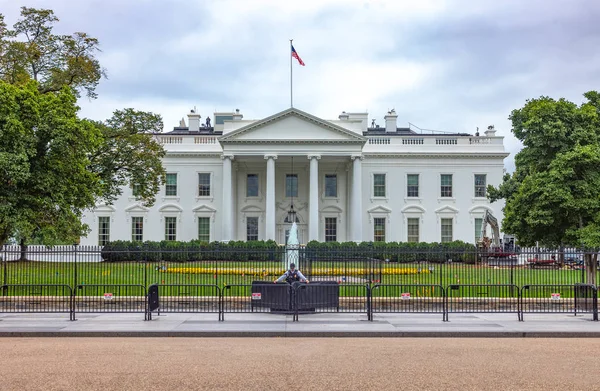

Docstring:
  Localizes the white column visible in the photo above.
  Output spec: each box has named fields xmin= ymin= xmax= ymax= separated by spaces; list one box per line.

xmin=308 ymin=155 xmax=320 ymax=241
xmin=265 ymin=154 xmax=277 ymax=241
xmin=351 ymin=155 xmax=363 ymax=242
xmin=221 ymin=154 xmax=234 ymax=242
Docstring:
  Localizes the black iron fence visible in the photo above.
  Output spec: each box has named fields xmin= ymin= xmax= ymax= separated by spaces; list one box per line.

xmin=1 ymin=245 xmax=598 ymax=321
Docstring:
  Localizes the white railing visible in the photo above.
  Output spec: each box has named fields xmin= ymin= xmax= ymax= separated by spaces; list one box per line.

xmin=435 ymin=138 xmax=458 ymax=145
xmin=368 ymin=138 xmax=390 ymax=145
xmin=364 ymin=136 xmax=503 ymax=147
xmin=160 ymin=136 xmax=183 ymax=144
xmin=194 ymin=136 xmax=218 ymax=144
xmin=469 ymin=137 xmax=492 ymax=144
xmin=402 ymin=138 xmax=424 ymax=145
xmin=158 ymin=135 xmax=220 ymax=147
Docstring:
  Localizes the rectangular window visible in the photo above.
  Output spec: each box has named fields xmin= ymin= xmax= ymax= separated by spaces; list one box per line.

xmin=165 ymin=217 xmax=177 ymax=241
xmin=98 ymin=216 xmax=110 ymax=246
xmin=374 ymin=217 xmax=386 ymax=242
xmin=373 ymin=174 xmax=386 ymax=197
xmin=246 ymin=217 xmax=259 ymax=241
xmin=325 ymin=174 xmax=337 ymax=197
xmin=198 ymin=173 xmax=211 ymax=197
xmin=440 ymin=174 xmax=453 ymax=197
xmin=325 ymin=217 xmax=337 ymax=242
xmin=475 ymin=217 xmax=483 ymax=242
xmin=286 ymin=174 xmax=298 ymax=198
xmin=131 ymin=217 xmax=143 ymax=242
xmin=474 ymin=174 xmax=487 ymax=197
xmin=407 ymin=218 xmax=419 ymax=243
xmin=246 ymin=174 xmax=259 ymax=197
xmin=198 ymin=217 xmax=210 ymax=242
xmin=166 ymin=173 xmax=177 ymax=196
xmin=407 ymin=174 xmax=419 ymax=197
xmin=132 ymin=184 xmax=142 ymax=197
xmin=441 ymin=218 xmax=453 ymax=243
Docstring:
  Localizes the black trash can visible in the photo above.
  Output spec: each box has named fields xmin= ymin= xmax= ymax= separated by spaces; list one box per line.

xmin=148 ymin=284 xmax=160 ymax=312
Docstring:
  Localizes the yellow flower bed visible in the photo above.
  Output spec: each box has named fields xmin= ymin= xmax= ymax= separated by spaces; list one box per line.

xmin=163 ymin=267 xmax=430 ymax=276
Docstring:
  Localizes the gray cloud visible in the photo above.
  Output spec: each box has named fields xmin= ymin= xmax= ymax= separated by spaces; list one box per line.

xmin=2 ymin=0 xmax=600 ymax=172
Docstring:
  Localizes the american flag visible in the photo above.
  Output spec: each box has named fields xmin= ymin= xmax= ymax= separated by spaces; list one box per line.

xmin=291 ymin=45 xmax=305 ymax=66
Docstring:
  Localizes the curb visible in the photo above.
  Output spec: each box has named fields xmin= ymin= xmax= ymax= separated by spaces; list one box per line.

xmin=1 ymin=331 xmax=600 ymax=338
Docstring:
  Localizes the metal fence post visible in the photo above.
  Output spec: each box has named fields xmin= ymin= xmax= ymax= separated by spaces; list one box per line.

xmin=593 ymin=286 xmax=598 ymax=322
xmin=71 ymin=244 xmax=78 ymax=321
xmin=367 ymin=284 xmax=372 ymax=321
xmin=2 ymin=245 xmax=7 ymax=296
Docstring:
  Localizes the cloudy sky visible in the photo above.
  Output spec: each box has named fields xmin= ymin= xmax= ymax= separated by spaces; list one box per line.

xmin=2 ymin=0 xmax=599 ymax=171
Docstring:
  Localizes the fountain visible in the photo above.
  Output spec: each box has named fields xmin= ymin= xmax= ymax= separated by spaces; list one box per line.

xmin=285 ymin=221 xmax=300 ymax=270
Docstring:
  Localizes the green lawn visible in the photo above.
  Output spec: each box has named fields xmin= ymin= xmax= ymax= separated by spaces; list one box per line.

xmin=1 ymin=260 xmax=598 ymax=298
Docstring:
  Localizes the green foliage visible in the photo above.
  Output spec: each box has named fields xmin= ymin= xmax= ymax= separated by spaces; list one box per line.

xmin=0 ymin=8 xmax=166 ymax=247
xmin=100 ymin=240 xmax=282 ymax=262
xmin=489 ymin=91 xmax=600 ymax=249
xmin=0 ymin=7 xmax=106 ymax=98
xmin=305 ymin=240 xmax=476 ymax=263
xmin=489 ymin=91 xmax=600 ymax=284
xmin=87 ymin=108 xmax=166 ymax=208
xmin=0 ymin=81 xmax=166 ymax=247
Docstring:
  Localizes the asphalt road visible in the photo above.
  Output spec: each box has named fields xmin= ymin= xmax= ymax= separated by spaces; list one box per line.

xmin=0 ymin=338 xmax=598 ymax=390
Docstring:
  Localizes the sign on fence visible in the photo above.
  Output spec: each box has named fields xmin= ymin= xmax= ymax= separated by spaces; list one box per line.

xmin=104 ymin=293 xmax=113 ymax=300
xmin=551 ymin=293 xmax=560 ymax=300
xmin=401 ymin=293 xmax=411 ymax=300
xmin=252 ymin=293 xmax=262 ymax=300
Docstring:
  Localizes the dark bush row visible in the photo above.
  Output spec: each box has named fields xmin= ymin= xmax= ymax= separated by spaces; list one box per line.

xmin=100 ymin=240 xmax=477 ymax=263
xmin=100 ymin=240 xmax=282 ymax=262
xmin=304 ymin=241 xmax=478 ymax=263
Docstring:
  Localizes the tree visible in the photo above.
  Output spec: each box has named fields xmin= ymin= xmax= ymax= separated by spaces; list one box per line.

xmin=489 ymin=91 xmax=600 ymax=284
xmin=0 ymin=7 xmax=106 ymax=98
xmin=0 ymin=81 xmax=166 ymax=249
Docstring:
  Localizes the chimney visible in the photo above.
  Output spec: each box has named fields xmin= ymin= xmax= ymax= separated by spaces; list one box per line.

xmin=485 ymin=125 xmax=496 ymax=137
xmin=233 ymin=108 xmax=243 ymax=121
xmin=339 ymin=111 xmax=349 ymax=121
xmin=384 ymin=109 xmax=397 ymax=133
xmin=187 ymin=108 xmax=201 ymax=131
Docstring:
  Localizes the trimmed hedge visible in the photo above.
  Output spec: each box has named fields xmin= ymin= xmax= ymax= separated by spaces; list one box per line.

xmin=100 ymin=239 xmax=477 ymax=263
xmin=100 ymin=240 xmax=281 ymax=262
xmin=304 ymin=240 xmax=477 ymax=263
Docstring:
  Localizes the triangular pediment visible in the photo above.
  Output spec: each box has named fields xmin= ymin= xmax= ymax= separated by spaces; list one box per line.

xmin=124 ymin=204 xmax=149 ymax=213
xmin=219 ymin=108 xmax=366 ymax=144
xmin=435 ymin=205 xmax=459 ymax=214
xmin=367 ymin=205 xmax=392 ymax=214
xmin=193 ymin=204 xmax=217 ymax=213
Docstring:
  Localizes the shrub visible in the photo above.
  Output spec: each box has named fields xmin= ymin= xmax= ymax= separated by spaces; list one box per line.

xmin=99 ymin=239 xmax=476 ymax=263
xmin=100 ymin=239 xmax=283 ymax=262
xmin=304 ymin=240 xmax=477 ymax=263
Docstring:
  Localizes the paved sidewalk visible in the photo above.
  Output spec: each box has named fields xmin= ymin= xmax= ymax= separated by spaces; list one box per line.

xmin=0 ymin=311 xmax=598 ymax=337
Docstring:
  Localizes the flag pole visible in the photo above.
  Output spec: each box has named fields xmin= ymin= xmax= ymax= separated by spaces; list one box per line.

xmin=290 ymin=39 xmax=293 ymax=108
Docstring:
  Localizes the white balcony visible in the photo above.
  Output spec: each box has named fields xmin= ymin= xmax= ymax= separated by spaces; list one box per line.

xmin=153 ymin=134 xmax=506 ymax=156
xmin=363 ymin=136 xmax=506 ymax=155
xmin=155 ymin=135 xmax=222 ymax=153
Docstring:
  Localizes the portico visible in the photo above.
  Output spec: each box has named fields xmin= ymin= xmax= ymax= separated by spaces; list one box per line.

xmin=218 ymin=108 xmax=366 ymax=243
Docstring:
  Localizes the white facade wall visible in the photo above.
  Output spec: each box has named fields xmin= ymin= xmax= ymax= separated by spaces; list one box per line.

xmin=80 ymin=108 xmax=508 ymax=245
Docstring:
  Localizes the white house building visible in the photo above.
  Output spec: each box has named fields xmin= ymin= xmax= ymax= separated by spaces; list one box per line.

xmin=80 ymin=107 xmax=509 ymax=246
